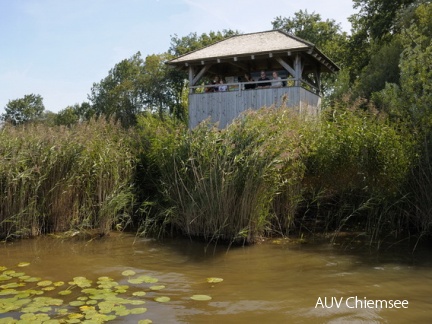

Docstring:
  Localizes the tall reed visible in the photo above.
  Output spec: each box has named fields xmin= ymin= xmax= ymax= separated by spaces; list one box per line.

xmin=137 ymin=105 xmax=414 ymax=245
xmin=0 ymin=119 xmax=136 ymax=240
xmin=138 ymin=107 xmax=313 ymax=244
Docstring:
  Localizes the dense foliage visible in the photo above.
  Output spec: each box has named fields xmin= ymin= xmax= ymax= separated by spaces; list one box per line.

xmin=136 ymin=106 xmax=414 ymax=244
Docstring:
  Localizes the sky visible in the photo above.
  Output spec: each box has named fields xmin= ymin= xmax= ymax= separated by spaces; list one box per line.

xmin=0 ymin=0 xmax=357 ymax=115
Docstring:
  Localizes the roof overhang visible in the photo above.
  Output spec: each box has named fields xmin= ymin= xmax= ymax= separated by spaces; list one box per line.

xmin=167 ymin=30 xmax=339 ymax=74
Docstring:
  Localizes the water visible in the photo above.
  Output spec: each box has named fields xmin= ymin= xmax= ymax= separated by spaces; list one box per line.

xmin=1 ymin=233 xmax=432 ymax=323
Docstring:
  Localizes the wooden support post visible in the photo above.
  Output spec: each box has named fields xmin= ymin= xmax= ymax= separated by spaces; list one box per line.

xmin=294 ymin=54 xmax=302 ymax=87
xmin=188 ymin=66 xmax=195 ymax=94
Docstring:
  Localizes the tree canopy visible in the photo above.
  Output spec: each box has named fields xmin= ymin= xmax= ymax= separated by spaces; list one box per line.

xmin=1 ymin=94 xmax=45 ymax=125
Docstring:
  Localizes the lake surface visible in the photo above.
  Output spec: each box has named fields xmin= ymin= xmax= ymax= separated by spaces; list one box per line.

xmin=1 ymin=233 xmax=432 ymax=323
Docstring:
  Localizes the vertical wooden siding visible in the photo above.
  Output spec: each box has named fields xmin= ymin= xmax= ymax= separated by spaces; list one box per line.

xmin=188 ymin=87 xmax=321 ymax=128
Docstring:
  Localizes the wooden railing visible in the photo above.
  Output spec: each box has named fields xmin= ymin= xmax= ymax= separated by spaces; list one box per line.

xmin=189 ymin=78 xmax=320 ymax=95
xmin=188 ymin=81 xmax=321 ymax=129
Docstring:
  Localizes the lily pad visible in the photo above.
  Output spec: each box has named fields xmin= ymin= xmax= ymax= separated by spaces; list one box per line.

xmin=149 ymin=285 xmax=165 ymax=291
xmin=206 ymin=277 xmax=223 ymax=283
xmin=53 ymin=281 xmax=65 ymax=287
xmin=17 ymin=262 xmax=30 ymax=267
xmin=0 ymin=289 xmax=17 ymax=296
xmin=138 ymin=275 xmax=158 ymax=283
xmin=130 ymin=307 xmax=147 ymax=315
xmin=190 ymin=294 xmax=212 ymax=301
xmin=138 ymin=320 xmax=153 ymax=324
xmin=58 ymin=290 xmax=72 ymax=296
xmin=19 ymin=275 xmax=31 ymax=280
xmin=154 ymin=296 xmax=170 ymax=303
xmin=121 ymin=270 xmax=136 ymax=277
xmin=128 ymin=278 xmax=143 ymax=284
xmin=37 ymin=280 xmax=53 ymax=287
xmin=70 ymin=276 xmax=92 ymax=288
xmin=69 ymin=300 xmax=85 ymax=307
xmin=68 ymin=313 xmax=84 ymax=320
xmin=128 ymin=299 xmax=146 ymax=305
xmin=132 ymin=291 xmax=146 ymax=297
xmin=9 ymin=272 xmax=25 ymax=277
xmin=1 ymin=282 xmax=25 ymax=289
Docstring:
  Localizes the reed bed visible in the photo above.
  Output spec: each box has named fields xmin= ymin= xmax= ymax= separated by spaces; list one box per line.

xmin=138 ymin=105 xmax=415 ymax=245
xmin=138 ymin=108 xmax=309 ymax=243
xmin=0 ymin=119 xmax=136 ymax=240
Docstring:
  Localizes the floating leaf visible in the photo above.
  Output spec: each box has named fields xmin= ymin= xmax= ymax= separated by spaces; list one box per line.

xmin=19 ymin=275 xmax=31 ymax=280
xmin=33 ymin=296 xmax=63 ymax=306
xmin=0 ymin=275 xmax=12 ymax=281
xmin=42 ymin=286 xmax=56 ymax=291
xmin=58 ymin=290 xmax=72 ymax=296
xmin=138 ymin=320 xmax=153 ymax=324
xmin=130 ymin=307 xmax=147 ymax=315
xmin=70 ymin=276 xmax=92 ymax=288
xmin=0 ymin=266 xmax=7 ymax=271
xmin=17 ymin=262 xmax=30 ymax=267
xmin=154 ymin=296 xmax=170 ymax=303
xmin=53 ymin=281 xmax=64 ymax=287
xmin=116 ymin=285 xmax=129 ymax=290
xmin=132 ymin=291 xmax=146 ymax=297
xmin=121 ymin=270 xmax=136 ymax=277
xmin=128 ymin=278 xmax=143 ymax=284
xmin=24 ymin=277 xmax=41 ymax=283
xmin=128 ymin=299 xmax=146 ymax=305
xmin=80 ymin=305 xmax=95 ymax=311
xmin=0 ymin=289 xmax=17 ymax=296
xmin=69 ymin=301 xmax=85 ymax=307
xmin=9 ymin=272 xmax=25 ymax=277
xmin=68 ymin=313 xmax=84 ymax=319
xmin=149 ymin=285 xmax=165 ymax=291
xmin=206 ymin=277 xmax=223 ymax=283
xmin=138 ymin=275 xmax=158 ymax=283
xmin=1 ymin=282 xmax=25 ymax=289
xmin=16 ymin=291 xmax=31 ymax=298
xmin=191 ymin=294 xmax=212 ymax=301
xmin=112 ymin=305 xmax=129 ymax=316
xmin=37 ymin=280 xmax=53 ymax=287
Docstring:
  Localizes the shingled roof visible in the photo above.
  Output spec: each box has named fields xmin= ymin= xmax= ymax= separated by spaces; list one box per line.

xmin=167 ymin=30 xmax=339 ymax=73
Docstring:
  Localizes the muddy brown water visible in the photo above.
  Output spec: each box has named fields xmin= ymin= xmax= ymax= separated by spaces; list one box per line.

xmin=1 ymin=233 xmax=432 ymax=323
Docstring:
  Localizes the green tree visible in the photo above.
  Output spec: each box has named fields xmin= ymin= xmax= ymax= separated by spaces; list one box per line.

xmin=399 ymin=1 xmax=432 ymax=129
xmin=345 ymin=0 xmax=416 ymax=83
xmin=168 ymin=30 xmax=239 ymax=56
xmin=1 ymin=94 xmax=45 ymax=125
xmin=351 ymin=0 xmax=416 ymax=41
xmin=272 ymin=10 xmax=348 ymax=64
xmin=88 ymin=52 xmax=146 ymax=127
xmin=272 ymin=10 xmax=349 ymax=99
xmin=353 ymin=38 xmax=403 ymax=100
xmin=55 ymin=106 xmax=81 ymax=126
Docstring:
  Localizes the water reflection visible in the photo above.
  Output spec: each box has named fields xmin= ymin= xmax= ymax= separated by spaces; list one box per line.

xmin=1 ymin=233 xmax=432 ymax=323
